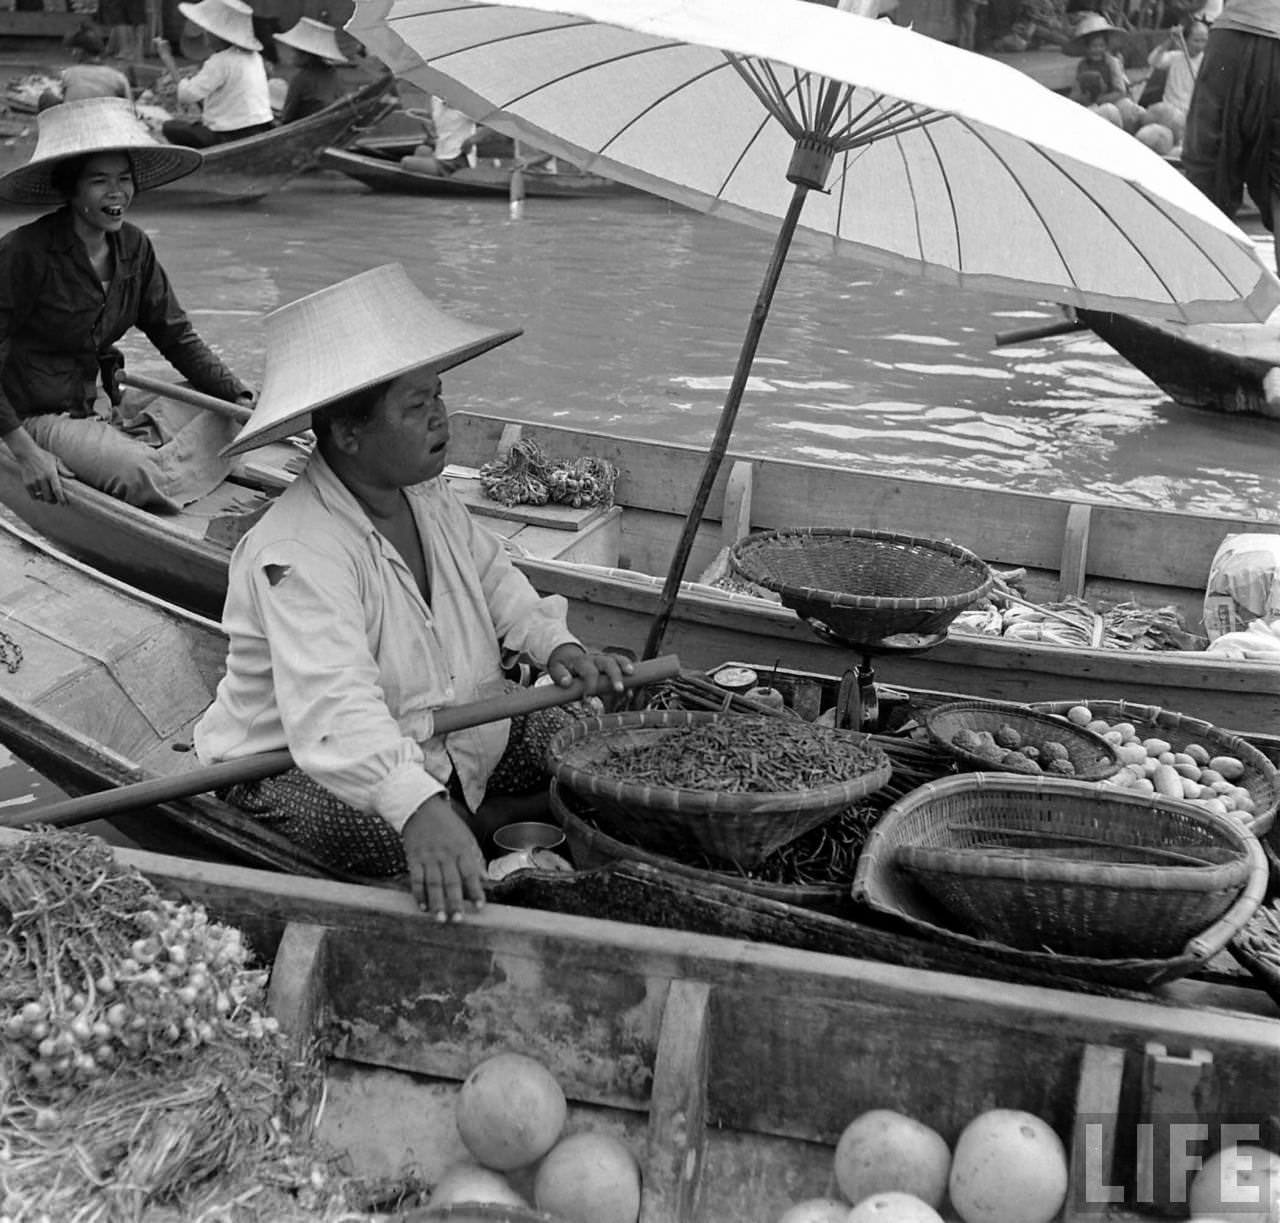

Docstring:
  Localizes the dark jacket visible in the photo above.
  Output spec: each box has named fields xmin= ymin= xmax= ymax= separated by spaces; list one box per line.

xmin=0 ymin=207 xmax=247 ymax=438
xmin=280 ymin=62 xmax=342 ymax=124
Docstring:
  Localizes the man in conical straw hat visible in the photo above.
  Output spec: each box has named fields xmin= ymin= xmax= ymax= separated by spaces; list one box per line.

xmin=159 ymin=0 xmax=273 ymax=148
xmin=195 ymin=264 xmax=633 ymax=921
xmin=0 ymin=97 xmax=255 ymax=509
xmin=274 ymin=18 xmax=347 ymax=124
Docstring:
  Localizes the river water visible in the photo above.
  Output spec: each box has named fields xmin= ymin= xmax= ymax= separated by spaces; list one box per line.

xmin=2 ymin=169 xmax=1279 ymax=805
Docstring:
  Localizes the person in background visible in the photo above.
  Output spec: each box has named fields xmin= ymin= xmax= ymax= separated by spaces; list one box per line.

xmin=412 ymin=96 xmax=477 ymax=175
xmin=157 ymin=0 xmax=273 ymax=148
xmin=1182 ymin=0 xmax=1280 ymax=271
xmin=37 ymin=26 xmax=132 ymax=111
xmin=1066 ymin=13 xmax=1132 ymax=105
xmin=957 ymin=0 xmax=989 ymax=48
xmin=0 ymin=98 xmax=254 ymax=510
xmin=273 ymin=17 xmax=346 ymax=123
xmin=1146 ymin=17 xmax=1210 ymax=124
xmin=195 ymin=264 xmax=633 ymax=921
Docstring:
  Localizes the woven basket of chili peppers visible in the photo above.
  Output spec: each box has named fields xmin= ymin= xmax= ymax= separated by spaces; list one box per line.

xmin=549 ymin=780 xmax=858 ymax=913
xmin=545 ymin=709 xmax=892 ymax=867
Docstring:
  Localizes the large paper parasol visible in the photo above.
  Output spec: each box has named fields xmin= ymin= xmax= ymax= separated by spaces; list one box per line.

xmin=348 ymin=0 xmax=1280 ymax=657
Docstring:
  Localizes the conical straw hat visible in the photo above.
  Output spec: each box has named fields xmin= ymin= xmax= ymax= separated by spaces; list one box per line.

xmin=0 ymin=97 xmax=202 ymax=206
xmin=224 ymin=264 xmax=522 ymax=456
xmin=274 ymin=17 xmax=348 ymax=64
xmin=177 ymin=0 xmax=261 ymax=51
xmin=1064 ymin=12 xmax=1124 ymax=55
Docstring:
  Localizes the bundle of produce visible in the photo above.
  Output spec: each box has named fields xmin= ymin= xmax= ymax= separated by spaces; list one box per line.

xmin=478 ymin=437 xmax=618 ymax=509
xmin=0 ymin=829 xmax=412 ymax=1222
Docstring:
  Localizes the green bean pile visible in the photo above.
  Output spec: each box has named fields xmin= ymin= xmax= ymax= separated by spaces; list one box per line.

xmin=600 ymin=715 xmax=883 ymax=792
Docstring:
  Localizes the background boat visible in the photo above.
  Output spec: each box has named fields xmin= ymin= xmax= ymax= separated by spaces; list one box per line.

xmin=319 ymin=144 xmax=640 ymax=198
xmin=3 ymin=411 xmax=1279 ymax=732
xmin=1076 ymin=306 xmax=1280 ymax=420
xmin=131 ymin=71 xmax=396 ymax=206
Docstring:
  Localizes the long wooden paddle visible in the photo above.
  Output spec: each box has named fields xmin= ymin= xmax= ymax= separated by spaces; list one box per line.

xmin=6 ymin=655 xmax=680 ymax=831
xmin=116 ymin=370 xmax=253 ymax=424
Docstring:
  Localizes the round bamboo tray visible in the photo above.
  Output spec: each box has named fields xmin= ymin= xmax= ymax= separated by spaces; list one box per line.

xmin=852 ymin=773 xmax=1267 ymax=987
xmin=924 ymin=698 xmax=1122 ymax=781
xmin=1029 ymin=699 xmax=1279 ymax=838
xmin=729 ymin=527 xmax=994 ymax=642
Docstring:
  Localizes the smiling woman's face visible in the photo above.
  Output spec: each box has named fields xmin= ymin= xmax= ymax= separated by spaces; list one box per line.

xmin=71 ymin=152 xmax=135 ymax=235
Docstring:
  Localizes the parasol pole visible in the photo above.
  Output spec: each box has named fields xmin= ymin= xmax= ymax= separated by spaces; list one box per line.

xmin=642 ymin=145 xmax=829 ymax=661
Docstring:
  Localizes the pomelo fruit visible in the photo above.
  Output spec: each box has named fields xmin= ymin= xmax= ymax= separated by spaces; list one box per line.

xmin=833 ymin=1109 xmax=951 ymax=1209
xmin=1135 ymin=123 xmax=1175 ymax=156
xmin=428 ymin=1161 xmax=529 ymax=1209
xmin=846 ymin=1191 xmax=945 ymax=1222
xmin=455 ymin=1052 xmax=567 ymax=1171
xmin=948 ymin=1109 xmax=1068 ymax=1223
xmin=534 ymin=1130 xmax=642 ymax=1223
xmin=1188 ymin=1146 xmax=1280 ymax=1222
xmin=1145 ymin=100 xmax=1186 ymax=140
xmin=777 ymin=1198 xmax=851 ymax=1223
xmin=1093 ymin=102 xmax=1123 ymax=127
xmin=1116 ymin=97 xmax=1146 ymax=133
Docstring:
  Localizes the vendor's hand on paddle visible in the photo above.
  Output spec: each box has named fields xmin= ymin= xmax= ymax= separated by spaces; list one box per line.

xmin=545 ymin=644 xmax=635 ymax=695
xmin=403 ymin=793 xmax=487 ymax=922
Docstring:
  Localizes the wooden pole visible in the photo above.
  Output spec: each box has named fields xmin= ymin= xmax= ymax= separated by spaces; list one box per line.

xmin=6 ymin=655 xmax=680 ymax=830
xmin=116 ymin=371 xmax=253 ymax=423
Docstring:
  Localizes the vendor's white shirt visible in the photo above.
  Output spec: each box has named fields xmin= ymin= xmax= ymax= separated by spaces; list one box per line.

xmin=431 ymin=96 xmax=476 ymax=160
xmin=1147 ymin=47 xmax=1203 ymax=111
xmin=177 ymin=46 xmax=273 ymax=131
xmin=194 ymin=452 xmax=580 ymax=832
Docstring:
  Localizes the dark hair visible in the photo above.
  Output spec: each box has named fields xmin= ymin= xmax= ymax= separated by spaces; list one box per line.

xmin=1182 ymin=16 xmax=1209 ymax=36
xmin=67 ymin=26 xmax=105 ymax=56
xmin=312 ymin=381 xmax=387 ymax=448
xmin=51 ymin=150 xmax=136 ymax=199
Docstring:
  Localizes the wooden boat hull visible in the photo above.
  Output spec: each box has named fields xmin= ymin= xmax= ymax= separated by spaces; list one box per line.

xmin=319 ymin=145 xmax=637 ymax=198
xmin=1076 ymin=306 xmax=1280 ymax=419
xmin=133 ymin=73 xmax=395 ymax=205
xmin=9 ymin=827 xmax=1280 ymax=1222
xmin=4 ymin=412 xmax=1280 ymax=733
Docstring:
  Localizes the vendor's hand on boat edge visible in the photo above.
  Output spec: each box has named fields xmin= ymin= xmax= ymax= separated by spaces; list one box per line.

xmin=545 ymin=644 xmax=635 ymax=696
xmin=403 ymin=794 xmax=488 ymax=923
xmin=19 ymin=444 xmax=73 ymax=505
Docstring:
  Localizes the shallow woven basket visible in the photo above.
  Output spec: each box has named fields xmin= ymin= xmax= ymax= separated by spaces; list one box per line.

xmin=1029 ymin=699 xmax=1279 ymax=838
xmin=852 ymin=773 xmax=1267 ymax=987
xmin=924 ymin=699 xmax=1122 ymax=782
xmin=729 ymin=527 xmax=994 ymax=642
xmin=549 ymin=780 xmax=849 ymax=914
xmin=545 ymin=709 xmax=891 ymax=867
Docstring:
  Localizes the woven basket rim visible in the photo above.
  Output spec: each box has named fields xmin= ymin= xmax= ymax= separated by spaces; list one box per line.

xmin=850 ymin=771 xmax=1269 ymax=985
xmin=896 ymin=841 xmax=1251 ymax=893
xmin=923 ymin=699 xmax=1123 ymax=781
xmin=546 ymin=708 xmax=892 ymax=815
xmin=1027 ymin=698 xmax=1280 ymax=837
xmin=728 ymin=527 xmax=995 ymax=613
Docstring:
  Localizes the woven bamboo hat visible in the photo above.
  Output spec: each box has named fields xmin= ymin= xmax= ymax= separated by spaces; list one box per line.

xmin=1064 ymin=12 xmax=1124 ymax=55
xmin=274 ymin=17 xmax=348 ymax=64
xmin=0 ymin=97 xmax=201 ymax=206
xmin=224 ymin=264 xmax=522 ymax=456
xmin=178 ymin=0 xmax=261 ymax=51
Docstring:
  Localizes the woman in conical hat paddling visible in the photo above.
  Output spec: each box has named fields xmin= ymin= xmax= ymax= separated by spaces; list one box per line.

xmin=273 ymin=18 xmax=346 ymax=124
xmin=158 ymin=0 xmax=273 ymax=148
xmin=194 ymin=265 xmax=633 ymax=922
xmin=0 ymin=97 xmax=255 ymax=509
